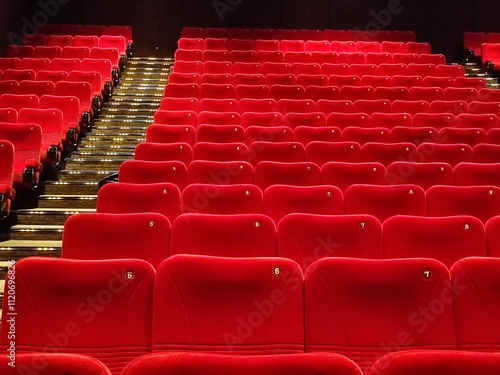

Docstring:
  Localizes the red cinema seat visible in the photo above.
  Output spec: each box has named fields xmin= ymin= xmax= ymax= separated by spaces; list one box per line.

xmin=306 ymin=141 xmax=362 ymax=165
xmin=464 ymin=31 xmax=487 ymax=56
xmin=296 ymin=74 xmax=329 ymax=87
xmin=0 ymin=123 xmax=42 ymax=187
xmin=264 ymin=73 xmax=296 ymax=86
xmin=277 ymin=99 xmax=315 ymax=114
xmin=0 ymin=257 xmax=154 ymax=375
xmin=353 ymin=99 xmax=391 ymax=115
xmin=254 ymin=159 xmax=321 ymax=190
xmin=413 ymin=113 xmax=456 ymax=130
xmin=163 ymin=83 xmax=200 ymax=99
xmin=233 ymin=73 xmax=265 ymax=86
xmin=305 ymin=40 xmax=331 ymax=53
xmin=229 ymin=39 xmax=255 ymax=51
xmin=18 ymin=108 xmax=64 ymax=162
xmin=170 ymin=213 xmax=275 ymax=257
xmin=177 ymin=37 xmax=203 ymax=51
xmin=330 ymin=41 xmax=356 ymax=53
xmin=391 ymin=75 xmax=423 ymax=89
xmin=452 ymin=257 xmax=500 ymax=351
xmin=6 ymin=45 xmax=34 ymax=58
xmin=255 ymin=39 xmax=280 ymax=51
xmin=435 ymin=64 xmax=465 ymax=78
xmin=344 ymin=184 xmax=426 ymax=222
xmin=278 ymin=214 xmax=382 ymax=271
xmin=291 ymin=63 xmax=321 ymax=76
xmin=408 ymin=87 xmax=444 ymax=102
xmin=159 ymin=97 xmax=199 ymax=112
xmin=262 ymin=62 xmax=291 ymax=75
xmin=73 ymin=35 xmax=100 ymax=48
xmin=239 ymin=98 xmax=278 ymax=115
xmin=365 ymin=52 xmax=392 ymax=65
xmin=48 ymin=35 xmax=73 ymax=47
xmin=119 ymin=160 xmax=187 ymax=189
xmin=204 ymin=37 xmax=229 ymax=51
xmin=321 ymin=63 xmax=350 ymax=76
xmin=423 ymin=76 xmax=454 ymax=89
xmin=196 ymin=124 xmax=245 ymax=143
xmin=417 ymin=143 xmax=472 ymax=166
xmin=245 ymin=126 xmax=294 ymax=144
xmin=62 ymin=213 xmax=170 ymax=268
xmin=202 ymin=50 xmax=230 ymax=63
xmin=438 ymin=128 xmax=487 ymax=146
xmin=169 ymin=72 xmax=202 ymax=85
xmin=419 ymin=53 xmax=446 ymax=65
xmin=153 ymin=255 xmax=303 ymax=354
xmin=305 ymin=257 xmax=455 ymax=374
xmin=3 ymin=68 xmax=36 ymax=82
xmin=0 ymin=353 xmax=112 ymax=375
xmin=51 ymin=58 xmax=82 ymax=73
xmin=230 ymin=50 xmax=258 ymax=63
xmin=380 ymin=41 xmax=406 ymax=54
xmin=361 ymin=142 xmax=417 ymax=166
xmin=17 ymin=80 xmax=55 ymax=97
xmin=294 ymin=126 xmax=342 ymax=145
xmin=359 ymin=76 xmax=392 ymax=88
xmin=199 ymin=98 xmax=239 ymax=113
xmin=454 ymin=162 xmax=500 ymax=187
xmin=20 ymin=57 xmax=51 ymax=72
xmin=387 ymin=162 xmax=453 ymax=189
xmin=349 ymin=64 xmax=378 ymax=77
xmin=0 ymin=140 xmax=15 ymax=216
xmin=339 ymin=86 xmax=374 ymax=101
xmin=61 ymin=46 xmax=91 ymax=59
xmin=468 ymin=101 xmax=500 ymax=116
xmin=378 ymin=63 xmax=407 ymax=77
xmin=181 ymin=184 xmax=262 ymax=214
xmin=34 ymin=46 xmax=63 ymax=59
xmin=99 ymin=35 xmax=127 ymax=55
xmin=370 ymin=112 xmax=412 ymax=129
xmin=187 ymin=160 xmax=253 ymax=185
xmin=0 ymin=108 xmax=17 ymax=123
xmin=284 ymin=112 xmax=326 ymax=129
xmin=454 ymin=76 xmax=486 ymax=89
xmin=383 ymin=215 xmax=485 ymax=268
xmin=473 ymin=144 xmax=500 ymax=163
xmin=443 ymin=87 xmax=479 ymax=102
xmin=427 ymin=185 xmax=500 ymax=223
xmin=406 ymin=41 xmax=431 ymax=54
xmin=235 ymin=85 xmax=270 ymax=100
xmin=0 ymin=93 xmax=39 ymax=111
xmin=343 ymin=127 xmax=390 ymax=144
xmin=327 ymin=113 xmax=369 ymax=129
xmin=321 ymin=162 xmax=386 ymax=191
xmin=241 ymin=112 xmax=284 ymax=128
xmin=82 ymin=25 xmax=107 ymax=36
xmin=122 ymin=352 xmax=362 ymax=375
xmin=284 ymin=52 xmax=311 ymax=64
xmin=249 ymin=142 xmax=305 ymax=166
xmin=134 ymin=142 xmax=192 ymax=165
xmin=263 ymin=185 xmax=342 ymax=224
xmin=371 ymin=351 xmax=500 ymax=375
xmin=54 ymin=81 xmax=93 ymax=128
xmin=269 ymin=85 xmax=305 ymax=101
xmin=316 ymin=100 xmax=354 ymax=115
xmin=392 ymin=100 xmax=429 ymax=115
xmin=97 ymin=182 xmax=181 ymax=223
xmin=393 ymin=53 xmax=419 ymax=64
xmin=198 ymin=111 xmax=240 ymax=126
xmin=200 ymin=83 xmax=235 ymax=99
xmin=338 ymin=52 xmax=365 ymax=64
xmin=457 ymin=113 xmax=499 ymax=131
xmin=40 ymin=95 xmax=81 ymax=144
xmin=153 ymin=110 xmax=197 ymax=127
xmin=145 ymin=124 xmax=195 ymax=146
xmin=0 ymin=57 xmax=21 ymax=70
xmin=304 ymin=86 xmax=340 ymax=101
xmin=257 ymin=51 xmax=284 ymax=64
xmin=193 ymin=142 xmax=249 ymax=162
xmin=429 ymin=100 xmax=468 ymax=115
xmin=172 ymin=61 xmax=204 ymax=75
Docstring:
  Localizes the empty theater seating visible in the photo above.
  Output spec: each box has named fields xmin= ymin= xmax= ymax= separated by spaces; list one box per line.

xmin=305 ymin=258 xmax=456 ymax=374
xmin=153 ymin=255 xmax=304 ymax=354
xmin=62 ymin=213 xmax=170 ymax=268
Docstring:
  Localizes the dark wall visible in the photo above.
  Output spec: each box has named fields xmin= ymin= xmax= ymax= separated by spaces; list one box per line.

xmin=4 ymin=0 xmax=500 ymax=61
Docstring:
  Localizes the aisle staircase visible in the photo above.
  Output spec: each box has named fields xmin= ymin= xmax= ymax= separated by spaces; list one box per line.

xmin=461 ymin=62 xmax=500 ymax=88
xmin=0 ymin=57 xmax=172 ymax=306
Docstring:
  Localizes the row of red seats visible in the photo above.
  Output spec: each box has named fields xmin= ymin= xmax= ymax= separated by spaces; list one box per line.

xmin=60 ymin=209 xmax=499 ymax=270
xmin=2 ymin=254 xmax=500 ymax=374
xmin=116 ymin=160 xmax=500 ymax=222
xmin=18 ymin=34 xmax=127 ymax=54
xmin=159 ymin=98 xmax=498 ymax=116
xmin=4 ymin=46 xmax=121 ymax=73
xmin=135 ymin=139 xmax=500 ymax=166
xmin=173 ymin=60 xmax=462 ymax=76
xmin=146 ymin=122 xmax=500 ymax=148
xmin=464 ymin=31 xmax=500 ymax=55
xmin=3 ymin=349 xmax=500 ymax=375
xmin=163 ymin=84 xmax=494 ymax=102
xmin=0 ymin=140 xmax=15 ymax=217
xmin=29 ymin=23 xmax=132 ymax=43
xmin=181 ymin=26 xmax=417 ymax=42
xmin=178 ymin=39 xmax=430 ymax=54
xmin=175 ymin=50 xmax=444 ymax=66
xmin=170 ymin=72 xmax=481 ymax=91
xmin=154 ymin=107 xmax=499 ymax=128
